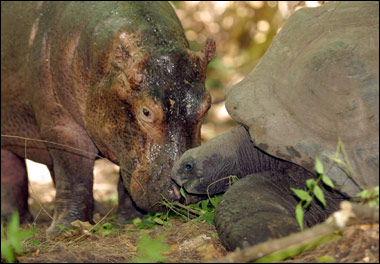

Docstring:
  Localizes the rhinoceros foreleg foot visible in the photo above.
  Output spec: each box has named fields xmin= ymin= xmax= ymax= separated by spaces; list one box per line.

xmin=116 ymin=176 xmax=145 ymax=222
xmin=41 ymin=126 xmax=98 ymax=236
xmin=1 ymin=149 xmax=34 ymax=224
xmin=46 ymin=156 xmax=95 ymax=235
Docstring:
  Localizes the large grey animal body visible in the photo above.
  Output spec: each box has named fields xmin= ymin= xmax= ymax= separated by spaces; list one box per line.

xmin=172 ymin=1 xmax=379 ymax=251
xmin=172 ymin=125 xmax=347 ymax=250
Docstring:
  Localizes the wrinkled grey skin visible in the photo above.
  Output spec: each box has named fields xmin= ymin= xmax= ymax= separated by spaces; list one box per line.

xmin=171 ymin=125 xmax=347 ymax=250
xmin=172 ymin=125 xmax=282 ymax=194
xmin=172 ymin=1 xmax=377 ymax=252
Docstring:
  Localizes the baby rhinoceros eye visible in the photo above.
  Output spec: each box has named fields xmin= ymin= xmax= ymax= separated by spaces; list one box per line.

xmin=184 ymin=162 xmax=193 ymax=172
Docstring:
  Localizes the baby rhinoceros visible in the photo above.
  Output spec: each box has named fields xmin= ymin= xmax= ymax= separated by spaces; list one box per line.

xmin=173 ymin=0 xmax=378 ymax=251
xmin=171 ymin=125 xmax=347 ymax=251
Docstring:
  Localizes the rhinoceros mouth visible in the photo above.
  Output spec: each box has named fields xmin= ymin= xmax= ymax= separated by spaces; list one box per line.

xmin=171 ymin=183 xmax=181 ymax=199
xmin=171 ymin=183 xmax=187 ymax=204
xmin=170 ymin=181 xmax=194 ymax=204
xmin=170 ymin=181 xmax=208 ymax=205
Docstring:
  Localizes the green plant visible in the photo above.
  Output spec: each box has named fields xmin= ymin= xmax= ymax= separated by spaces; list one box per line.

xmin=160 ymin=176 xmax=238 ymax=226
xmin=161 ymin=192 xmax=223 ymax=225
xmin=90 ymin=222 xmax=117 ymax=237
xmin=132 ymin=181 xmax=229 ymax=231
xmin=187 ymin=194 xmax=223 ymax=225
xmin=291 ymin=157 xmax=335 ymax=230
xmin=179 ymin=186 xmax=187 ymax=200
xmin=291 ymin=139 xmax=368 ymax=230
xmin=356 ymin=186 xmax=379 ymax=208
xmin=206 ymin=175 xmax=239 ymax=206
xmin=130 ymin=232 xmax=171 ymax=263
xmin=134 ymin=211 xmax=174 ymax=229
xmin=1 ymin=212 xmax=34 ymax=263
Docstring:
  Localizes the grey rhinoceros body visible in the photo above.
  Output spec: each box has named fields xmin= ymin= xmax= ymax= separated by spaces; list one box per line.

xmin=1 ymin=1 xmax=215 ymax=233
xmin=172 ymin=1 xmax=378 ymax=251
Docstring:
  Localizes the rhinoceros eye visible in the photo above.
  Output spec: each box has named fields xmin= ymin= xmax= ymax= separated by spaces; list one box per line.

xmin=143 ymin=107 xmax=151 ymax=117
xmin=184 ymin=162 xmax=193 ymax=172
xmin=139 ymin=106 xmax=154 ymax=123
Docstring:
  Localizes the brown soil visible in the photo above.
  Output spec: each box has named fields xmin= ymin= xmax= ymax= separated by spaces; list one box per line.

xmin=17 ymin=215 xmax=227 ymax=263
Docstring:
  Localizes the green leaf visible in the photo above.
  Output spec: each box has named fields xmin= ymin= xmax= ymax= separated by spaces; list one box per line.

xmin=313 ymin=185 xmax=326 ymax=207
xmin=153 ymin=217 xmax=164 ymax=225
xmin=295 ymin=203 xmax=304 ymax=231
xmin=133 ymin=233 xmax=171 ymax=263
xmin=374 ymin=186 xmax=379 ymax=196
xmin=304 ymin=199 xmax=312 ymax=208
xmin=132 ymin=217 xmax=142 ymax=225
xmin=315 ymin=157 xmax=324 ymax=174
xmin=356 ymin=189 xmax=370 ymax=199
xmin=200 ymin=199 xmax=210 ymax=211
xmin=229 ymin=175 xmax=239 ymax=185
xmin=101 ymin=222 xmax=113 ymax=229
xmin=291 ymin=188 xmax=312 ymax=202
xmin=1 ymin=212 xmax=34 ymax=262
xmin=30 ymin=239 xmax=41 ymax=246
xmin=199 ymin=212 xmax=214 ymax=225
xmin=317 ymin=255 xmax=336 ymax=263
xmin=306 ymin=179 xmax=316 ymax=190
xmin=101 ymin=230 xmax=113 ymax=237
xmin=8 ymin=213 xmax=23 ymax=254
xmin=369 ymin=200 xmax=378 ymax=208
xmin=1 ymin=221 xmax=15 ymax=263
xmin=7 ymin=212 xmax=20 ymax=237
xmin=180 ymin=186 xmax=187 ymax=200
xmin=321 ymin=174 xmax=335 ymax=188
xmin=1 ymin=238 xmax=15 ymax=263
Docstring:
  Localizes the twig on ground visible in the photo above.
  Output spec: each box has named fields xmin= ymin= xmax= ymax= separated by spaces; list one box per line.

xmin=172 ymin=201 xmax=202 ymax=217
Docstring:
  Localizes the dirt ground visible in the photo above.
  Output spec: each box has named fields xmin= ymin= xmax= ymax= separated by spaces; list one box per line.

xmin=8 ymin=160 xmax=380 ymax=263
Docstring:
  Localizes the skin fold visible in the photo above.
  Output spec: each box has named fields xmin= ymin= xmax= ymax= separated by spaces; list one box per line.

xmin=171 ymin=125 xmax=348 ymax=250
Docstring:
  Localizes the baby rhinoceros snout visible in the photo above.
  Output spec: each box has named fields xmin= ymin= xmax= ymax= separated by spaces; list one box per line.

xmin=171 ymin=158 xmax=196 ymax=186
xmin=171 ymin=148 xmax=210 ymax=195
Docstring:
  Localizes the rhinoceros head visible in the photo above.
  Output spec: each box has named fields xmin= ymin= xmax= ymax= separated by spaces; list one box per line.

xmin=86 ymin=30 xmax=215 ymax=211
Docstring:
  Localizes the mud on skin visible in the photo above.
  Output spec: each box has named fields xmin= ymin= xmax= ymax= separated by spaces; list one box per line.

xmin=1 ymin=2 xmax=215 ymax=234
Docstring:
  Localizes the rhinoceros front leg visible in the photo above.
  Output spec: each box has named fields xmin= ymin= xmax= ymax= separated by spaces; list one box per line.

xmin=40 ymin=125 xmax=98 ymax=235
xmin=214 ymin=172 xmax=301 ymax=251
xmin=1 ymin=149 xmax=34 ymax=224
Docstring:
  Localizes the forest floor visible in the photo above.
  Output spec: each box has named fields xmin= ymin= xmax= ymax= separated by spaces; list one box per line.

xmin=4 ymin=160 xmax=379 ymax=263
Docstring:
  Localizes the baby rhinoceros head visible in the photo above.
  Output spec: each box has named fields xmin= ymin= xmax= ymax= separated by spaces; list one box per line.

xmin=171 ymin=132 xmax=239 ymax=196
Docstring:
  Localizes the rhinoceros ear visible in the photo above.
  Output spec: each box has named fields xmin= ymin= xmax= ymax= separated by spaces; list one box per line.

xmin=112 ymin=45 xmax=131 ymax=70
xmin=200 ymin=37 xmax=216 ymax=65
